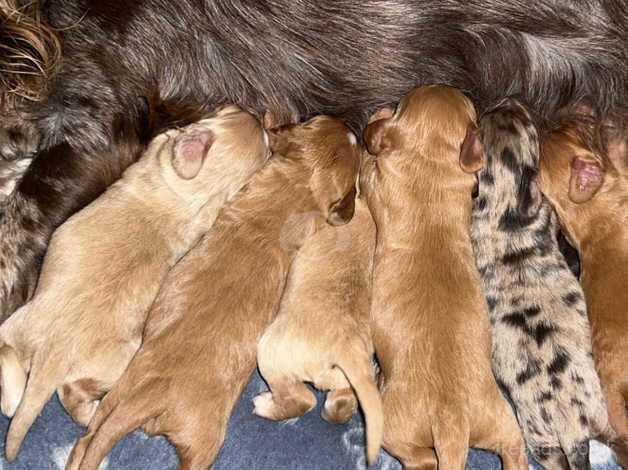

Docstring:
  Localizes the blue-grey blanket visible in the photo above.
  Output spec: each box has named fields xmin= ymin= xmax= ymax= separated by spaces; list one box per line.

xmin=0 ymin=371 xmax=621 ymax=469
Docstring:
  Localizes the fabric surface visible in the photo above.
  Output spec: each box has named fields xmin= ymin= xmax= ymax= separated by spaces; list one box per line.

xmin=0 ymin=370 xmax=621 ymax=469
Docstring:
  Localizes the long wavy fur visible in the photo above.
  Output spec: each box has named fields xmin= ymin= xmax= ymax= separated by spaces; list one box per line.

xmin=0 ymin=0 xmax=61 ymax=106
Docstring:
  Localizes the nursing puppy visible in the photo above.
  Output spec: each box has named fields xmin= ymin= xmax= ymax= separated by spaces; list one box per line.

xmin=254 ymin=197 xmax=382 ymax=465
xmin=538 ymin=121 xmax=628 ymax=465
xmin=65 ymin=115 xmax=361 ymax=470
xmin=1 ymin=105 xmax=270 ymax=460
xmin=1 ymin=0 xmax=626 ymax=324
xmin=362 ymin=85 xmax=527 ymax=470
xmin=471 ymin=99 xmax=619 ymax=469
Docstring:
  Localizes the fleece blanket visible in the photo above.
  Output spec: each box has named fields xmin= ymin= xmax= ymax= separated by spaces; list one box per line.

xmin=0 ymin=370 xmax=621 ymax=469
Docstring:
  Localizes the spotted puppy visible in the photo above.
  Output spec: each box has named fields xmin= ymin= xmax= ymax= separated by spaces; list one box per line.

xmin=65 ymin=115 xmax=361 ymax=470
xmin=470 ymin=98 xmax=617 ymax=469
xmin=254 ymin=197 xmax=382 ymax=465
xmin=1 ymin=106 xmax=270 ymax=461
xmin=362 ymin=85 xmax=527 ymax=470
xmin=538 ymin=120 xmax=628 ymax=466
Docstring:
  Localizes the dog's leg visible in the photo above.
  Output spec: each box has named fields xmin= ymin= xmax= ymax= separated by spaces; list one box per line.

xmin=58 ymin=378 xmax=106 ymax=427
xmin=252 ymin=381 xmax=316 ymax=421
xmin=385 ymin=442 xmax=438 ymax=470
xmin=316 ymin=368 xmax=357 ymax=424
xmin=431 ymin=414 xmax=470 ymax=470
xmin=472 ymin=397 xmax=528 ymax=470
xmin=0 ymin=343 xmax=26 ymax=416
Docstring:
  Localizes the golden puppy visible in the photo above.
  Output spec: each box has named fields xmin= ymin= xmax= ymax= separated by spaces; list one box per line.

xmin=65 ymin=115 xmax=361 ymax=470
xmin=254 ymin=196 xmax=382 ymax=465
xmin=538 ymin=121 xmax=628 ymax=464
xmin=361 ymin=85 xmax=527 ymax=470
xmin=0 ymin=105 xmax=270 ymax=461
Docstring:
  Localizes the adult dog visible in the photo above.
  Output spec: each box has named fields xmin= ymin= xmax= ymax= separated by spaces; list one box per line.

xmin=0 ymin=0 xmax=626 ymax=320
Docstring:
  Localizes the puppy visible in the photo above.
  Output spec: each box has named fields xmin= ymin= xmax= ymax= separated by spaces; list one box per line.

xmin=0 ymin=105 xmax=270 ymax=460
xmin=254 ymin=196 xmax=382 ymax=465
xmin=65 ymin=115 xmax=361 ymax=470
xmin=538 ymin=120 xmax=628 ymax=465
xmin=362 ymin=85 xmax=527 ymax=470
xmin=471 ymin=98 xmax=618 ymax=469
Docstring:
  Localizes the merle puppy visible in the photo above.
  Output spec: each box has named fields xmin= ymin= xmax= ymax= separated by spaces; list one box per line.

xmin=470 ymin=99 xmax=621 ymax=469
xmin=0 ymin=0 xmax=626 ymax=321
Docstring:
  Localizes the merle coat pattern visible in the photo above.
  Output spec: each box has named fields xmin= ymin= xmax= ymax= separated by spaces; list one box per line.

xmin=470 ymin=99 xmax=616 ymax=469
xmin=0 ymin=0 xmax=626 ymax=321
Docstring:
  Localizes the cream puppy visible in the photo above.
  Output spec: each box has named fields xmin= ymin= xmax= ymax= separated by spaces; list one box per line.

xmin=0 ymin=106 xmax=270 ymax=461
xmin=254 ymin=197 xmax=382 ymax=465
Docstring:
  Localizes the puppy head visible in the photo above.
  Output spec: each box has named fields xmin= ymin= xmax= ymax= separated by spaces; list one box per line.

xmin=362 ymin=85 xmax=481 ymax=210
xmin=157 ymin=105 xmax=270 ymax=205
xmin=476 ymin=98 xmax=543 ymax=224
xmin=267 ymin=115 xmax=361 ymax=226
xmin=538 ymin=120 xmax=624 ymax=241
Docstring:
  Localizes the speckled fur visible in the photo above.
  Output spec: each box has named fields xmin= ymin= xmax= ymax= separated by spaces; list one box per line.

xmin=470 ymin=99 xmax=614 ymax=469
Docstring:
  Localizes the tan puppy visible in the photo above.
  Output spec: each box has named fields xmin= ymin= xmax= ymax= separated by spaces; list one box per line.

xmin=254 ymin=196 xmax=383 ymax=465
xmin=0 ymin=105 xmax=270 ymax=461
xmin=538 ymin=122 xmax=628 ymax=464
xmin=361 ymin=85 xmax=527 ymax=470
xmin=65 ymin=115 xmax=361 ymax=470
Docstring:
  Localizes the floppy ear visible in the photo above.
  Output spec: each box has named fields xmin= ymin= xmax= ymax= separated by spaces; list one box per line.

xmin=569 ymin=155 xmax=603 ymax=203
xmin=368 ymin=106 xmax=395 ymax=124
xmin=327 ymin=186 xmax=357 ymax=226
xmin=172 ymin=129 xmax=214 ymax=179
xmin=459 ymin=124 xmax=484 ymax=173
xmin=364 ymin=119 xmax=392 ymax=155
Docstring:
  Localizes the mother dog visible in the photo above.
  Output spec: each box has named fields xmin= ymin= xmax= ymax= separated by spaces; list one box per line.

xmin=0 ymin=0 xmax=626 ymax=320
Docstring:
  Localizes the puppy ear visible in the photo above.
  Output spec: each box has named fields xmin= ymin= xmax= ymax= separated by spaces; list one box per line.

xmin=172 ymin=129 xmax=214 ymax=179
xmin=327 ymin=186 xmax=356 ymax=226
xmin=569 ymin=155 xmax=604 ymax=203
xmin=364 ymin=119 xmax=391 ymax=155
xmin=459 ymin=124 xmax=484 ymax=173
xmin=368 ymin=106 xmax=395 ymax=124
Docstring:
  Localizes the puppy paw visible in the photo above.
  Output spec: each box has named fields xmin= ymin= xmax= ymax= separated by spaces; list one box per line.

xmin=322 ymin=389 xmax=357 ymax=424
xmin=252 ymin=392 xmax=275 ymax=419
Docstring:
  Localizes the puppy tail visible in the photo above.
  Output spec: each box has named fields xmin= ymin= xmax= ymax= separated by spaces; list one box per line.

xmin=78 ymin=392 xmax=162 ymax=470
xmin=0 ymin=343 xmax=26 ymax=417
xmin=5 ymin=362 xmax=56 ymax=461
xmin=336 ymin=355 xmax=383 ymax=466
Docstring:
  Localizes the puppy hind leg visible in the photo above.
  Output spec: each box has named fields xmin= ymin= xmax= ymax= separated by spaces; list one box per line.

xmin=386 ymin=442 xmax=438 ymax=470
xmin=432 ymin=416 xmax=470 ymax=470
xmin=0 ymin=344 xmax=26 ymax=416
xmin=473 ymin=399 xmax=528 ymax=470
xmin=76 ymin=389 xmax=164 ymax=470
xmin=318 ymin=368 xmax=357 ymax=424
xmin=253 ymin=381 xmax=316 ymax=421
xmin=58 ymin=378 xmax=106 ymax=427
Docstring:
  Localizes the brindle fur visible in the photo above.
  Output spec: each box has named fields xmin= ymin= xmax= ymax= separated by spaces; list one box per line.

xmin=470 ymin=99 xmax=616 ymax=469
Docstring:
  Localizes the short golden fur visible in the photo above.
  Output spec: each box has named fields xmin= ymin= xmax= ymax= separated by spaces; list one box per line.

xmin=361 ymin=85 xmax=527 ymax=469
xmin=254 ymin=197 xmax=383 ymax=465
xmin=538 ymin=123 xmax=628 ymax=465
xmin=0 ymin=106 xmax=270 ymax=461
xmin=65 ymin=115 xmax=361 ymax=470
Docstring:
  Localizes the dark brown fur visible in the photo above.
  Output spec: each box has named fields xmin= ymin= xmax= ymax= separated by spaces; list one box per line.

xmin=0 ymin=0 xmax=626 ymax=320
